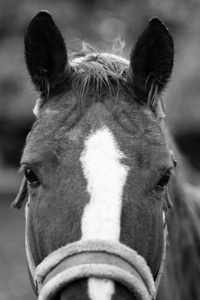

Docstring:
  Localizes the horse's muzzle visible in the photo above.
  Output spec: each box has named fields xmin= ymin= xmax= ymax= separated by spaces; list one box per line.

xmin=35 ymin=240 xmax=157 ymax=300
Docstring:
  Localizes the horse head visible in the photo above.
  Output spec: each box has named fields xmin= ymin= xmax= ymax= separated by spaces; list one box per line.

xmin=13 ymin=11 xmax=175 ymax=300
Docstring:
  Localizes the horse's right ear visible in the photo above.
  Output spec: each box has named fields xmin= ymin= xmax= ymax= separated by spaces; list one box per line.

xmin=24 ymin=11 xmax=69 ymax=97
xmin=129 ymin=18 xmax=174 ymax=108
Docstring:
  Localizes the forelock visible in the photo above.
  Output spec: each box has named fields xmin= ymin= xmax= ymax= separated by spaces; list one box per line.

xmin=70 ymin=51 xmax=130 ymax=101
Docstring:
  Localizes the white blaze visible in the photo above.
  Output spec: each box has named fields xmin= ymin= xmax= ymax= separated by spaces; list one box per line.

xmin=80 ymin=126 xmax=129 ymax=300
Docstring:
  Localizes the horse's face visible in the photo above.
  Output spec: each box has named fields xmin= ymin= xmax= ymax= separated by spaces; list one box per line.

xmin=14 ymin=11 xmax=175 ymax=300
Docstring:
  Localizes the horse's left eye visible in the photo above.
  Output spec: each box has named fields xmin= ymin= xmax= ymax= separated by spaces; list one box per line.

xmin=156 ymin=170 xmax=171 ymax=190
xmin=24 ymin=168 xmax=40 ymax=187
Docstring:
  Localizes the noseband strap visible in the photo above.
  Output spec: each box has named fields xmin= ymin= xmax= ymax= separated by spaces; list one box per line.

xmin=35 ymin=240 xmax=156 ymax=300
xmin=25 ymin=201 xmax=168 ymax=300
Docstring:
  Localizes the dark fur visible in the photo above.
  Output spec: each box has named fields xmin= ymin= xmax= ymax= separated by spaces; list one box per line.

xmin=24 ymin=10 xmax=70 ymax=97
xmin=130 ymin=18 xmax=174 ymax=102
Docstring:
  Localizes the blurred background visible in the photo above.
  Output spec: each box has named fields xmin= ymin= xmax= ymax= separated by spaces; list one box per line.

xmin=0 ymin=0 xmax=200 ymax=299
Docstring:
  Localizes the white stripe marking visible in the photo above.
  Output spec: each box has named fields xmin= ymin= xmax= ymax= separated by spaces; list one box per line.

xmin=80 ymin=126 xmax=129 ymax=300
xmin=88 ymin=278 xmax=115 ymax=300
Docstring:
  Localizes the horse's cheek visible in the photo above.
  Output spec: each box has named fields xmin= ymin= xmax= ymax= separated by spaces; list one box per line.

xmin=147 ymin=207 xmax=164 ymax=277
xmin=120 ymin=193 xmax=163 ymax=276
xmin=28 ymin=191 xmax=58 ymax=263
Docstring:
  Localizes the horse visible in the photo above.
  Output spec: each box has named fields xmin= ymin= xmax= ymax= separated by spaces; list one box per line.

xmin=12 ymin=10 xmax=200 ymax=300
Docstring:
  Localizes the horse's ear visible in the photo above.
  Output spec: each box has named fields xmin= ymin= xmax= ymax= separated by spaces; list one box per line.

xmin=129 ymin=18 xmax=174 ymax=107
xmin=24 ymin=11 xmax=69 ymax=96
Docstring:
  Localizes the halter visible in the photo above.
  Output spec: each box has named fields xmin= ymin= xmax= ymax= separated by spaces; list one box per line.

xmin=25 ymin=200 xmax=168 ymax=300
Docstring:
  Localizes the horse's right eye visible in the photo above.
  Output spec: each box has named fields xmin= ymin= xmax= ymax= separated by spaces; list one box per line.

xmin=24 ymin=168 xmax=40 ymax=187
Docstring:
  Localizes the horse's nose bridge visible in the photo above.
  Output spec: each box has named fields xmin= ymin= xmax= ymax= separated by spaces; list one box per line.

xmin=83 ymin=102 xmax=114 ymax=131
xmin=79 ymin=125 xmax=129 ymax=242
xmin=74 ymin=117 xmax=131 ymax=300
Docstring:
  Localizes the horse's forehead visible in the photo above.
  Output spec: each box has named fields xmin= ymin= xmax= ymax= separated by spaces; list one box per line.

xmin=24 ymin=99 xmax=165 ymax=169
xmin=31 ymin=98 xmax=155 ymax=140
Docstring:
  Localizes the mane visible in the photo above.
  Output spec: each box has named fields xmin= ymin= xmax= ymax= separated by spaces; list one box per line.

xmin=161 ymin=136 xmax=200 ymax=300
xmin=69 ymin=41 xmax=132 ymax=103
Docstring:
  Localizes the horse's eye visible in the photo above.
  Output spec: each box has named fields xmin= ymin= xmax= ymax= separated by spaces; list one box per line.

xmin=156 ymin=170 xmax=171 ymax=191
xmin=24 ymin=168 xmax=40 ymax=186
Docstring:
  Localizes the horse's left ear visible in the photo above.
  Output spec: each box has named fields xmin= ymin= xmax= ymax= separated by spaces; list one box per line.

xmin=24 ymin=10 xmax=69 ymax=97
xmin=129 ymin=18 xmax=174 ymax=107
